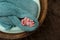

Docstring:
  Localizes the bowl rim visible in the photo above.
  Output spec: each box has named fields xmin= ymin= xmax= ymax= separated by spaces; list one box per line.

xmin=0 ymin=0 xmax=48 ymax=39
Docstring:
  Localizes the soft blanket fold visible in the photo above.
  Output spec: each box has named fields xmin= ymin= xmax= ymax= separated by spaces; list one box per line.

xmin=0 ymin=0 xmax=39 ymax=32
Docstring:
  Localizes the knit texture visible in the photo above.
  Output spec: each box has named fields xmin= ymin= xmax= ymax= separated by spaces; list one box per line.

xmin=0 ymin=0 xmax=39 ymax=32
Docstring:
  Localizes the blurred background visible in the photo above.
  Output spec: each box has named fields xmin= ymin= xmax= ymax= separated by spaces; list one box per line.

xmin=0 ymin=0 xmax=60 ymax=40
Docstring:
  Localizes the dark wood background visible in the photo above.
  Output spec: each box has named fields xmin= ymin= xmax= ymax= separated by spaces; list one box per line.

xmin=0 ymin=0 xmax=60 ymax=40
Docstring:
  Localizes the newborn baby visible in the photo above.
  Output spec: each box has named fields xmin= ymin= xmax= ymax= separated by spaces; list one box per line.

xmin=0 ymin=0 xmax=39 ymax=32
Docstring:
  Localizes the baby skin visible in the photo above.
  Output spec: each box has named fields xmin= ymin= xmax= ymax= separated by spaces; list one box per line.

xmin=21 ymin=17 xmax=34 ymax=27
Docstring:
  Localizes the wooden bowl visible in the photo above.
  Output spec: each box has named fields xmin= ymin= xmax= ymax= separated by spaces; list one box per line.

xmin=0 ymin=0 xmax=48 ymax=39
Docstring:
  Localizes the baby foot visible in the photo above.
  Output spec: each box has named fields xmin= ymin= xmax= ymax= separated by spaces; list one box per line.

xmin=21 ymin=17 xmax=34 ymax=27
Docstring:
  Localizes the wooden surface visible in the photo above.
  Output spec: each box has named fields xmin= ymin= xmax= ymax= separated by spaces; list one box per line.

xmin=0 ymin=0 xmax=48 ymax=39
xmin=0 ymin=0 xmax=60 ymax=40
